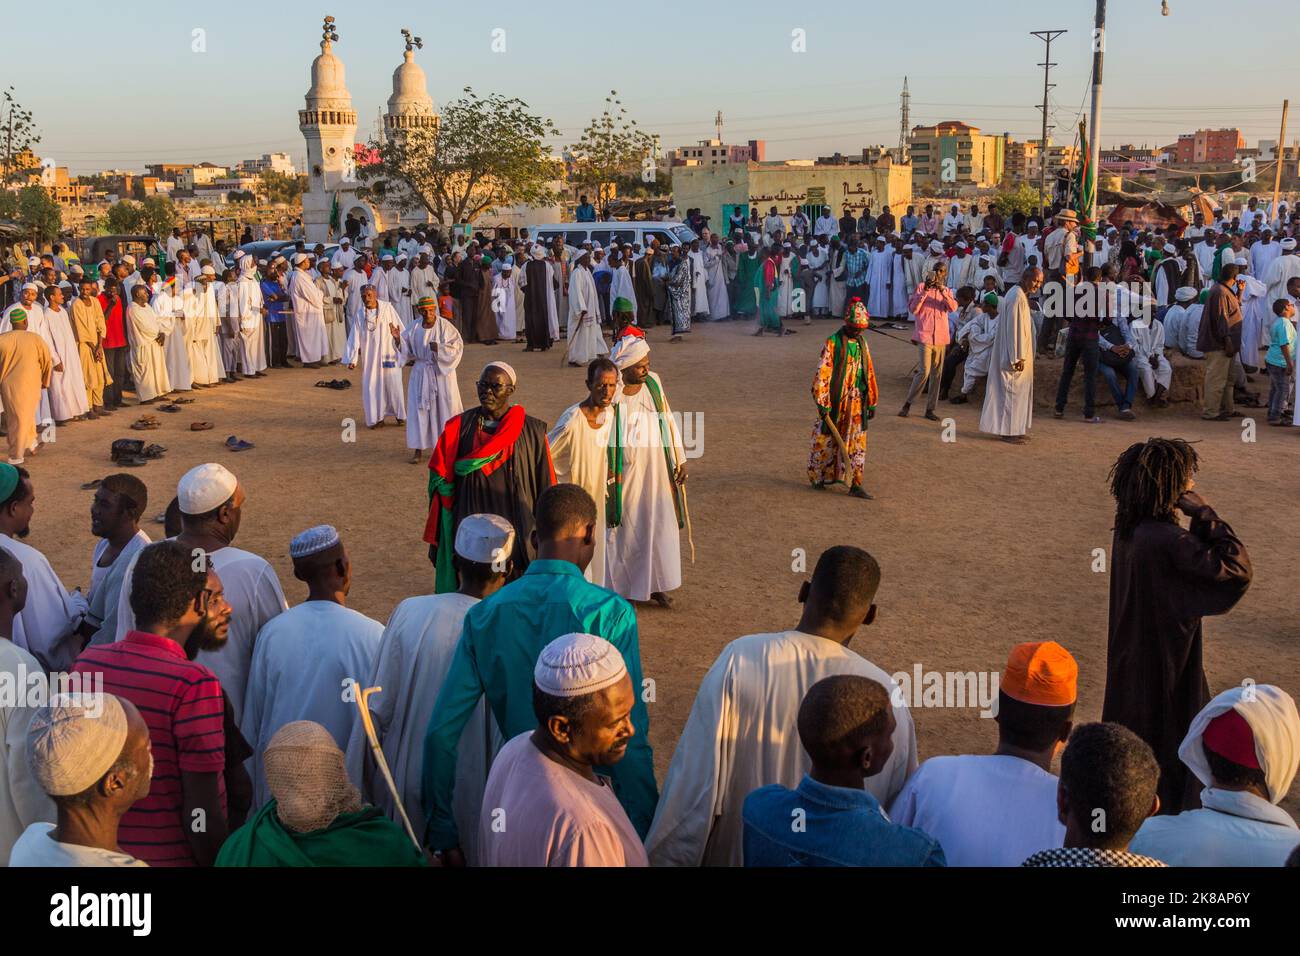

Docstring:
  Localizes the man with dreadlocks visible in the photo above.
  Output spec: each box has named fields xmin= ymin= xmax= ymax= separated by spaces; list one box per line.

xmin=1101 ymin=438 xmax=1252 ymax=815
xmin=808 ymin=299 xmax=878 ymax=499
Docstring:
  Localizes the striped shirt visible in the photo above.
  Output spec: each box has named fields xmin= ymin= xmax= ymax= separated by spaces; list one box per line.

xmin=72 ymin=631 xmax=226 ymax=866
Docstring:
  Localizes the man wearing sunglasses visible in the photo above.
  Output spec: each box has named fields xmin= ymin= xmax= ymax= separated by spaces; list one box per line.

xmin=422 ymin=360 xmax=554 ymax=593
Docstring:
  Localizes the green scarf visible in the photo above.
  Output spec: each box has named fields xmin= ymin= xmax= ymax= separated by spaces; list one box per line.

xmin=215 ymin=800 xmax=426 ymax=868
xmin=606 ymin=376 xmax=684 ymax=530
xmin=824 ymin=329 xmax=866 ymax=434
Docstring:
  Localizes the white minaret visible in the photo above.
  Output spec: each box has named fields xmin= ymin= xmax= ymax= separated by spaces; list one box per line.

xmin=381 ymin=29 xmax=438 ymax=228
xmin=300 ymin=16 xmax=359 ymax=243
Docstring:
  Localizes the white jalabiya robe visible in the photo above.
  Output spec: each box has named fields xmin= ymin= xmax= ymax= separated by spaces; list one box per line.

xmin=830 ymin=252 xmax=847 ymax=317
xmin=1128 ymin=317 xmax=1172 ymax=397
xmin=317 ymin=275 xmax=347 ymax=363
xmin=288 ymin=269 xmax=328 ymax=364
xmin=865 ymin=247 xmax=893 ymax=317
xmin=702 ymin=245 xmax=730 ymax=319
xmin=331 ymin=247 xmax=358 ymax=272
xmin=548 ymin=402 xmax=612 ymax=587
xmin=216 ymin=282 xmax=240 ymax=372
xmin=409 ymin=265 xmax=439 ymax=306
xmin=0 ymin=640 xmax=54 ymax=865
xmin=233 ymin=274 xmax=268 ymax=373
xmin=1237 ymin=274 xmax=1271 ymax=363
xmin=41 ymin=306 xmax=89 ymax=422
xmin=777 ymin=255 xmax=794 ymax=318
xmin=1180 ymin=304 xmax=1205 ymax=358
xmin=241 ymin=601 xmax=383 ymax=808
xmin=608 ymin=265 xmax=637 ymax=323
xmin=126 ymin=303 xmax=170 ymax=401
xmin=116 ymin=543 xmax=287 ymax=725
xmin=888 ymin=252 xmax=910 ymax=317
xmin=1265 ymin=254 xmax=1300 ymax=305
xmin=566 ymin=267 xmax=608 ymax=365
xmin=389 ymin=267 xmax=413 ymax=325
xmin=979 ymin=285 xmax=1035 ymax=437
xmin=340 ymin=267 xmax=369 ymax=333
xmin=806 ymin=247 xmax=829 ymax=312
xmin=342 ymin=592 xmax=501 ymax=866
xmin=400 ymin=318 xmax=463 ymax=451
xmin=151 ymin=289 xmax=192 ymax=391
xmin=605 ymin=373 xmax=683 ymax=602
xmin=644 ymin=629 xmax=918 ymax=867
xmin=946 ymin=255 xmax=975 ymax=292
xmin=491 ymin=274 xmax=517 ymax=339
xmin=688 ymin=250 xmax=709 ymax=316
xmin=957 ymin=310 xmax=998 ymax=392
xmin=970 ymin=256 xmax=1002 ymax=292
xmin=1251 ymin=240 xmax=1281 ymax=280
xmin=344 ymin=303 xmax=406 ymax=426
xmin=0 ymin=534 xmax=88 ymax=673
xmin=182 ymin=286 xmax=219 ymax=385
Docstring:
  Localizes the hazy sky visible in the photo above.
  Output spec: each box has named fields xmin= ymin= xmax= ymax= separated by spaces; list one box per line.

xmin=9 ymin=1 xmax=1295 ymax=174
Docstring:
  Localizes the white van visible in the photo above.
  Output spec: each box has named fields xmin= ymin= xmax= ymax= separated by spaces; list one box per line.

xmin=526 ymin=221 xmax=698 ymax=250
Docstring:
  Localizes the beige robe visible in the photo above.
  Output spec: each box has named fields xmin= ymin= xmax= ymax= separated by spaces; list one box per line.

xmin=0 ymin=330 xmax=53 ymax=462
xmin=70 ymin=297 xmax=111 ymax=408
xmin=127 ymin=303 xmax=170 ymax=402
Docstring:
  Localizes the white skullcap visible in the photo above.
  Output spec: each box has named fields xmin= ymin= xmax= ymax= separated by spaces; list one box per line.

xmin=396 ymin=254 xmax=408 ymax=263
xmin=26 ymin=694 xmax=129 ymax=796
xmin=27 ymin=256 xmax=39 ymax=267
xmin=290 ymin=524 xmax=340 ymax=559
xmin=533 ymin=633 xmax=628 ymax=698
xmin=201 ymin=265 xmax=216 ymax=276
xmin=1235 ymin=256 xmax=1250 ymax=267
xmin=177 ymin=462 xmax=237 ymax=515
xmin=143 ymin=257 xmax=156 ymax=267
xmin=1163 ymin=243 xmax=1177 ymax=254
xmin=454 ymin=513 xmax=515 ymax=564
xmin=21 ymin=282 xmax=38 ymax=292
xmin=340 ymin=237 xmax=350 ymax=245
xmin=381 ymin=254 xmax=395 ymax=262
xmin=292 ymin=253 xmax=308 ymax=265
xmin=1027 ymin=220 xmax=1039 ymax=228
xmin=809 ymin=239 xmax=819 ymax=247
xmin=956 ymin=242 xmax=968 ymax=250
xmin=1175 ymin=286 xmax=1198 ymax=302
xmin=258 ymin=258 xmax=268 ymax=266
xmin=928 ymin=241 xmax=944 ymax=254
xmin=483 ymin=360 xmax=516 ymax=385
xmin=610 ymin=335 xmax=650 ymax=370
xmin=122 ymin=254 xmax=136 ymax=265
xmin=1282 ymin=238 xmax=1297 ymax=250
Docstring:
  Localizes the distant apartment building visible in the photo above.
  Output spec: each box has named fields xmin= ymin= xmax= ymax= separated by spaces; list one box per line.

xmin=194 ymin=176 xmax=260 ymax=201
xmin=238 ymin=152 xmax=296 ymax=176
xmin=909 ymin=122 xmax=1005 ymax=190
xmin=1175 ymin=128 xmax=1244 ymax=164
xmin=145 ymin=163 xmax=195 ymax=183
xmin=176 ymin=163 xmax=229 ymax=191
xmin=1003 ymin=137 xmax=1080 ymax=186
xmin=670 ymin=139 xmax=765 ymax=167
xmin=815 ymin=147 xmax=897 ymax=166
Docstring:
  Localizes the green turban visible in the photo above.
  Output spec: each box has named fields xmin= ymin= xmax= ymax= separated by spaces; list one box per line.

xmin=983 ymin=293 xmax=999 ymax=306
xmin=613 ymin=297 xmax=633 ymax=313
xmin=7 ymin=308 xmax=26 ymax=325
xmin=0 ymin=463 xmax=19 ymax=502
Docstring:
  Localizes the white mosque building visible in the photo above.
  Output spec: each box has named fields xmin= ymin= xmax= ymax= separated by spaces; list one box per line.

xmin=299 ymin=20 xmax=438 ymax=245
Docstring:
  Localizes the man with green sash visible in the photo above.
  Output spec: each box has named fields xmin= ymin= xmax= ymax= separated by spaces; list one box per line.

xmin=753 ymin=246 xmax=784 ymax=335
xmin=422 ymin=361 xmax=554 ymax=593
xmin=604 ymin=336 xmax=687 ymax=608
xmin=217 ymin=721 xmax=424 ymax=867
xmin=733 ymin=243 xmax=760 ymax=318
xmin=808 ymin=299 xmax=878 ymax=499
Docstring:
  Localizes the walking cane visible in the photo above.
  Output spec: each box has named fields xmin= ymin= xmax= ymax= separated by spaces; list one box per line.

xmin=354 ymin=685 xmax=422 ymax=852
xmin=820 ymin=410 xmax=853 ymax=476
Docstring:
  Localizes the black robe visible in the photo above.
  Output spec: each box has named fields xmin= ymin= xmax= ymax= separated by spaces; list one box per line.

xmin=1102 ymin=500 xmax=1251 ymax=814
xmin=522 ymin=259 xmax=553 ymax=351
xmin=450 ymin=408 xmax=554 ymax=577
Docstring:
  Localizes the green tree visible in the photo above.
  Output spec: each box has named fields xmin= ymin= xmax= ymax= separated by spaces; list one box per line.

xmin=139 ymin=195 xmax=178 ymax=237
xmin=992 ymin=182 xmax=1043 ymax=218
xmin=11 ymin=186 xmax=61 ymax=244
xmin=102 ymin=200 xmax=147 ymax=235
xmin=260 ymin=170 xmax=306 ymax=205
xmin=566 ymin=91 xmax=656 ymax=216
xmin=358 ymin=87 xmax=559 ymax=225
xmin=1 ymin=87 xmax=41 ymax=185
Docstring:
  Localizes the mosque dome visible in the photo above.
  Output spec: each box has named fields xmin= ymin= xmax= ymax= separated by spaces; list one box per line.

xmin=305 ymin=39 xmax=354 ymax=111
xmin=386 ymin=49 xmax=436 ymax=118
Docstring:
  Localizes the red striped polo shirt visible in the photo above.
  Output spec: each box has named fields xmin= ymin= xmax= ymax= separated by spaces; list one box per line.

xmin=73 ymin=630 xmax=227 ymax=866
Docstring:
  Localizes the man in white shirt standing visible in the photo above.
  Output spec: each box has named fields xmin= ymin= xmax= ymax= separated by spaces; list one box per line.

xmin=644 ymin=546 xmax=916 ymax=867
xmin=890 ymin=642 xmax=1077 ymax=866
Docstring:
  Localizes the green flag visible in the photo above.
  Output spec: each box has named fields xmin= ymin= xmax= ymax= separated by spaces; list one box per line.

xmin=328 ymin=191 xmax=340 ymax=237
xmin=1073 ymin=121 xmax=1097 ymax=241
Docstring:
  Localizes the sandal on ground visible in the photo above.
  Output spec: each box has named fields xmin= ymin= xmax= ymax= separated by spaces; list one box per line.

xmin=225 ymin=435 xmax=255 ymax=451
xmin=190 ymin=421 xmax=214 ymax=431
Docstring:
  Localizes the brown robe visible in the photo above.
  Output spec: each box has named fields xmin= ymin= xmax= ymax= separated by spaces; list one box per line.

xmin=0 ymin=329 xmax=53 ymax=462
xmin=70 ymin=297 xmax=111 ymax=408
xmin=473 ymin=266 xmax=498 ymax=343
xmin=1102 ymin=499 xmax=1252 ymax=814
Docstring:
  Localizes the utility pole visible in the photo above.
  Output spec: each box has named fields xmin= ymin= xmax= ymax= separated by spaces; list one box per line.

xmin=1271 ymin=99 xmax=1289 ymax=220
xmin=715 ymin=110 xmax=723 ymax=143
xmin=1087 ymin=2 xmax=1105 ymax=227
xmin=1031 ymin=29 xmax=1067 ymax=214
xmin=899 ymin=77 xmax=911 ymax=163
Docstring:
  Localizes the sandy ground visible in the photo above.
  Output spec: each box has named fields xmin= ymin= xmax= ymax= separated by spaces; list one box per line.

xmin=24 ymin=317 xmax=1300 ymax=813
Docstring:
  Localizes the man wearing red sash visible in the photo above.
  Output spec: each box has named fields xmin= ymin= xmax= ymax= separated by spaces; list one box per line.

xmin=423 ymin=361 xmax=555 ymax=592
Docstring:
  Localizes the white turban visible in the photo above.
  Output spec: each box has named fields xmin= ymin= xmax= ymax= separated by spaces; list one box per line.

xmin=26 ymin=694 xmax=129 ymax=796
xmin=534 ymin=633 xmax=628 ymax=698
xmin=1282 ymin=238 xmax=1297 ymax=250
xmin=1179 ymin=684 xmax=1300 ymax=804
xmin=609 ymin=335 xmax=650 ymax=370
xmin=1175 ymin=286 xmax=1198 ymax=303
xmin=530 ymin=245 xmax=545 ymax=260
xmin=483 ymin=360 xmax=516 ymax=385
xmin=928 ymin=240 xmax=944 ymax=254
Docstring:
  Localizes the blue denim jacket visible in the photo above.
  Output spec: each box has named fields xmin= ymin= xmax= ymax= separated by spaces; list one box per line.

xmin=742 ymin=775 xmax=946 ymax=867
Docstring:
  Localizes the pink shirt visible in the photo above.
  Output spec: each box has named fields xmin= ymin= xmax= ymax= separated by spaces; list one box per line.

xmin=908 ymin=284 xmax=958 ymax=345
xmin=479 ymin=733 xmax=649 ymax=867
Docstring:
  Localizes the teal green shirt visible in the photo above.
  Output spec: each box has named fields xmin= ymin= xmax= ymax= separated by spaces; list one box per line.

xmin=420 ymin=559 xmax=658 ymax=850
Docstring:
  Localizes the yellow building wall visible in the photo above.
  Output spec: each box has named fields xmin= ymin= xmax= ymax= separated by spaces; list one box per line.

xmin=673 ymin=162 xmax=912 ymax=234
